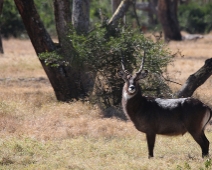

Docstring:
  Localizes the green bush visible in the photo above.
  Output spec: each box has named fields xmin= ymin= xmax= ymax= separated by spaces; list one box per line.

xmin=68 ymin=25 xmax=173 ymax=108
xmin=178 ymin=2 xmax=212 ymax=33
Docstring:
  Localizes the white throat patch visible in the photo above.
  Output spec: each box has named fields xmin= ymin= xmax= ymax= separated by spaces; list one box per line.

xmin=123 ymin=90 xmax=134 ymax=100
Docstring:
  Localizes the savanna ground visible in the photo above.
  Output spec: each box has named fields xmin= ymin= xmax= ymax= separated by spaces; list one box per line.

xmin=1 ymin=34 xmax=212 ymax=170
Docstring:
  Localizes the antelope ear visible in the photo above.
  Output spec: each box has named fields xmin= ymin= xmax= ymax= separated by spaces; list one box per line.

xmin=118 ymin=70 xmax=128 ymax=81
xmin=136 ymin=70 xmax=148 ymax=80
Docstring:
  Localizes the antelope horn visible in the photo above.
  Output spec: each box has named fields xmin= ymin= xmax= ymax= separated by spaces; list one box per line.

xmin=121 ymin=59 xmax=125 ymax=71
xmin=136 ymin=50 xmax=146 ymax=74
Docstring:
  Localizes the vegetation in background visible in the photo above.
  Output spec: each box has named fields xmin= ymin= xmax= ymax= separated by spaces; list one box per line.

xmin=38 ymin=51 xmax=69 ymax=68
xmin=178 ymin=2 xmax=212 ymax=33
xmin=38 ymin=24 xmax=173 ymax=110
xmin=2 ymin=1 xmax=212 ymax=37
xmin=1 ymin=0 xmax=25 ymax=38
xmin=70 ymin=25 xmax=173 ymax=105
xmin=34 ymin=0 xmax=56 ymax=35
xmin=90 ymin=0 xmax=111 ymax=25
xmin=1 ymin=0 xmax=55 ymax=38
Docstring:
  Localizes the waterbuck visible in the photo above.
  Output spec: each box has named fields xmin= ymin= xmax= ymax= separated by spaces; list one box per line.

xmin=119 ymin=57 xmax=212 ymax=158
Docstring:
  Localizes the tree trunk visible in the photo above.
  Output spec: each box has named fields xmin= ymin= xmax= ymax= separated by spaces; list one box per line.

xmin=54 ymin=0 xmax=73 ymax=64
xmin=72 ymin=0 xmax=90 ymax=34
xmin=148 ymin=0 xmax=158 ymax=25
xmin=54 ymin=0 xmax=71 ymax=48
xmin=158 ymin=0 xmax=182 ymax=41
xmin=177 ymin=58 xmax=212 ymax=97
xmin=0 ymin=0 xmax=4 ymax=54
xmin=14 ymin=0 xmax=84 ymax=101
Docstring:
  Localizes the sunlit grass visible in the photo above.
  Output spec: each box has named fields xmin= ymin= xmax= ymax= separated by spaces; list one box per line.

xmin=1 ymin=37 xmax=212 ymax=169
xmin=1 ymin=135 xmax=212 ymax=169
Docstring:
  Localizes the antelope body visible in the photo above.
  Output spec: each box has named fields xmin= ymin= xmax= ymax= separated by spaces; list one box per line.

xmin=119 ymin=59 xmax=212 ymax=158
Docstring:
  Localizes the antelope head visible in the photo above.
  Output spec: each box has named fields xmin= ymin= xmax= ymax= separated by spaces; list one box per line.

xmin=119 ymin=56 xmax=148 ymax=98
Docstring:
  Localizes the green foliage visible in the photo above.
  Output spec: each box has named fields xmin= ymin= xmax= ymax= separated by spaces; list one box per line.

xmin=204 ymin=159 xmax=212 ymax=170
xmin=71 ymin=25 xmax=172 ymax=73
xmin=1 ymin=0 xmax=55 ymax=37
xmin=177 ymin=162 xmax=191 ymax=170
xmin=69 ymin=25 xmax=173 ymax=103
xmin=178 ymin=3 xmax=212 ymax=33
xmin=1 ymin=0 xmax=25 ymax=38
xmin=38 ymin=51 xmax=69 ymax=68
xmin=178 ymin=159 xmax=212 ymax=170
xmin=90 ymin=0 xmax=111 ymax=24
xmin=34 ymin=0 xmax=56 ymax=36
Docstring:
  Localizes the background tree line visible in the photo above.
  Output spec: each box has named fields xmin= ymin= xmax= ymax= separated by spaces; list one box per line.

xmin=1 ymin=0 xmax=212 ymax=38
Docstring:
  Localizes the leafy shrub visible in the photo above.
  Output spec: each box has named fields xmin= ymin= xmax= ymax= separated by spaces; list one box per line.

xmin=68 ymin=25 xmax=174 ymax=109
xmin=178 ymin=3 xmax=212 ymax=33
xmin=38 ymin=51 xmax=69 ymax=68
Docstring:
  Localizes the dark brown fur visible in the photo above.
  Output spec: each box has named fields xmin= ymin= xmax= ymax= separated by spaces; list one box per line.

xmin=120 ymin=70 xmax=212 ymax=158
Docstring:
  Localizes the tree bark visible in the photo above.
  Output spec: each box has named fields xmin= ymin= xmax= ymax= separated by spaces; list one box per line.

xmin=14 ymin=0 xmax=83 ymax=101
xmin=54 ymin=0 xmax=71 ymax=47
xmin=148 ymin=0 xmax=158 ymax=25
xmin=54 ymin=0 xmax=74 ymax=59
xmin=135 ymin=1 xmax=158 ymax=26
xmin=0 ymin=0 xmax=4 ymax=54
xmin=177 ymin=58 xmax=212 ymax=97
xmin=72 ymin=0 xmax=90 ymax=34
xmin=158 ymin=0 xmax=182 ymax=41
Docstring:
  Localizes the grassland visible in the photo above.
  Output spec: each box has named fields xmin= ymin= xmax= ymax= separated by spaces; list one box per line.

xmin=1 ymin=36 xmax=212 ymax=169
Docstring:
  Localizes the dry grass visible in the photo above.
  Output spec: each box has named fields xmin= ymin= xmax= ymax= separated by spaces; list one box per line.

xmin=1 ymin=37 xmax=212 ymax=169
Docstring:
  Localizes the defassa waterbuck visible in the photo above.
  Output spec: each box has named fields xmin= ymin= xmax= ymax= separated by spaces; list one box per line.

xmin=119 ymin=58 xmax=212 ymax=158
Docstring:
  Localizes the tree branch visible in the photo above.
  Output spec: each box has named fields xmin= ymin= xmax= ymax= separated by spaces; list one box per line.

xmin=177 ymin=58 xmax=212 ymax=97
xmin=54 ymin=0 xmax=71 ymax=45
xmin=161 ymin=74 xmax=182 ymax=86
xmin=108 ymin=0 xmax=132 ymax=26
